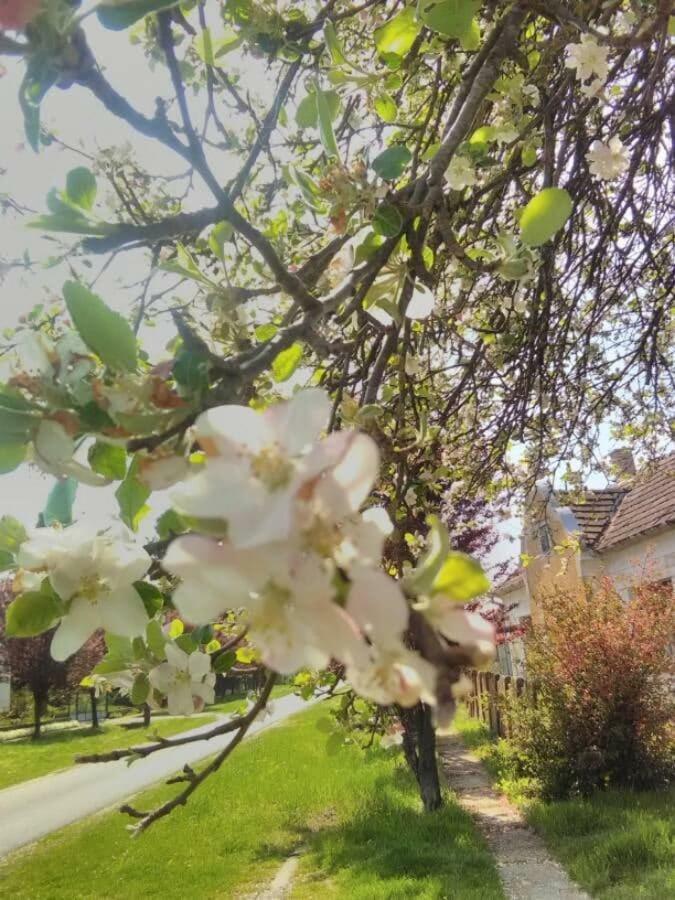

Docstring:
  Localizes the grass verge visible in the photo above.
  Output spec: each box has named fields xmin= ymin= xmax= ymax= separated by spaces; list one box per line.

xmin=0 ymin=702 xmax=504 ymax=900
xmin=454 ymin=707 xmax=674 ymax=899
xmin=0 ymin=715 xmax=215 ymax=790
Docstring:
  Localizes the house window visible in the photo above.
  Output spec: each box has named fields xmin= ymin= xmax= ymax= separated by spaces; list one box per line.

xmin=537 ymin=524 xmax=553 ymax=554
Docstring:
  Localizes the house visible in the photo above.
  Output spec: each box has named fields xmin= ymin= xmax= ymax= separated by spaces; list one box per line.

xmin=493 ymin=448 xmax=675 ymax=676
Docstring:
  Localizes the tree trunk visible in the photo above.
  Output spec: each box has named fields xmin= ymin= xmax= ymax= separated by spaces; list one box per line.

xmin=142 ymin=702 xmax=151 ymax=727
xmin=399 ymin=702 xmax=443 ymax=812
xmin=32 ymin=688 xmax=46 ymax=740
xmin=415 ymin=703 xmax=443 ymax=811
xmin=89 ymin=688 xmax=99 ymax=730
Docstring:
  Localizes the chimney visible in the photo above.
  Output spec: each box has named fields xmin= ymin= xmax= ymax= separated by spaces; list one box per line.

xmin=608 ymin=447 xmax=636 ymax=483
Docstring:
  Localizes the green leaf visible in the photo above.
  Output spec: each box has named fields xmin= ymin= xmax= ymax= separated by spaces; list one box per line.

xmin=0 ymin=516 xmax=27 ymax=560
xmin=175 ymin=633 xmax=197 ymax=654
xmin=97 ymin=0 xmax=180 ymax=31
xmin=404 ymin=515 xmax=450 ymax=594
xmin=314 ymin=83 xmax=340 ymax=159
xmin=372 ymin=204 xmax=404 ymax=237
xmin=88 ymin=441 xmax=127 ymax=481
xmin=18 ymin=59 xmax=57 ymax=152
xmin=519 ymin=187 xmax=573 ymax=247
xmin=0 ymin=442 xmax=27 ymax=474
xmin=417 ymin=0 xmax=478 ymax=38
xmin=116 ymin=459 xmax=151 ymax=531
xmin=168 ymin=618 xmax=184 ymax=639
xmin=43 ymin=478 xmax=78 ymax=526
xmin=156 ymin=508 xmax=188 ymax=540
xmin=272 ymin=343 xmax=304 ymax=382
xmin=0 ymin=550 xmax=14 ymax=572
xmin=0 ymin=406 xmax=39 ymax=444
xmin=173 ymin=348 xmax=210 ymax=392
xmin=134 ymin=582 xmax=164 ymax=617
xmin=324 ymin=21 xmax=347 ymax=65
xmin=287 ymin=166 xmax=325 ymax=213
xmin=131 ymin=672 xmax=150 ymax=706
xmin=458 ymin=17 xmax=481 ymax=50
xmin=146 ymin=619 xmax=167 ymax=660
xmin=432 ymin=552 xmax=490 ymax=601
xmin=213 ymin=649 xmax=236 ymax=673
xmin=296 ymin=89 xmax=339 ymax=130
xmin=0 ymin=388 xmax=37 ymax=411
xmin=374 ymin=7 xmax=421 ymax=57
xmin=208 ymin=221 xmax=234 ymax=262
xmin=354 ymin=231 xmax=385 ymax=264
xmin=372 ymin=146 xmax=412 ymax=180
xmin=27 ymin=215 xmax=110 ymax=237
xmin=65 ymin=168 xmax=97 ymax=211
xmin=5 ymin=586 xmax=62 ymax=637
xmin=521 ymin=145 xmax=538 ymax=167
xmin=374 ymin=93 xmax=398 ymax=123
xmin=63 ymin=281 xmax=138 ymax=373
xmin=254 ymin=323 xmax=278 ymax=342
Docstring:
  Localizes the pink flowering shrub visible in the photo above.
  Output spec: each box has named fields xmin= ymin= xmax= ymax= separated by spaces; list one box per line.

xmin=509 ymin=576 xmax=674 ymax=798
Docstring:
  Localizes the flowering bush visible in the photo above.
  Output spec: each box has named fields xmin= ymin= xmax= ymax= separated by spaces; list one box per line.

xmin=507 ymin=578 xmax=675 ymax=798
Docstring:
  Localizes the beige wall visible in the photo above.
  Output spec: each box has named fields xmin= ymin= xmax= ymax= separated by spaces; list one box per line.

xmin=522 ymin=487 xmax=583 ymax=623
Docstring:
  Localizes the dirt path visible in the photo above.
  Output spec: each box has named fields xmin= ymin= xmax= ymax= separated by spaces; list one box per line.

xmin=438 ymin=734 xmax=590 ymax=900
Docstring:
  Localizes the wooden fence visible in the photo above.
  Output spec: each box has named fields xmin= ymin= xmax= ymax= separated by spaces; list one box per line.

xmin=465 ymin=669 xmax=532 ymax=739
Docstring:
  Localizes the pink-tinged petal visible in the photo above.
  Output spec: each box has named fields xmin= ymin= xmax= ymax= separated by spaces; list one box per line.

xmin=347 ymin=567 xmax=409 ymax=648
xmin=100 ymin=585 xmax=149 ymax=638
xmin=50 ymin=599 xmax=100 ymax=661
xmin=192 ymin=681 xmax=215 ymax=706
xmin=265 ymin=389 xmax=331 ymax=456
xmin=308 ymin=432 xmax=379 ymax=516
xmin=435 ymin=606 xmax=494 ymax=646
xmin=194 ymin=405 xmax=273 ymax=457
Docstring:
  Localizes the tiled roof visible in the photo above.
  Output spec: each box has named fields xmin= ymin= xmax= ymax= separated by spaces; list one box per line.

xmin=596 ymin=453 xmax=675 ymax=550
xmin=557 ymin=487 xmax=628 ymax=548
xmin=494 ymin=570 xmax=525 ymax=594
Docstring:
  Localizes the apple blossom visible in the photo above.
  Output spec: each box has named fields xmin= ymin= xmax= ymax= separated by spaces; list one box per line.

xmin=17 ymin=524 xmax=150 ymax=660
xmin=421 ymin=598 xmax=495 ymax=667
xmin=586 ymin=136 xmax=629 ymax=181
xmin=564 ymin=35 xmax=609 ymax=83
xmin=149 ymin=643 xmax=215 ymax=716
xmin=343 ymin=567 xmax=436 ymax=707
xmin=446 ymin=156 xmax=477 ymax=191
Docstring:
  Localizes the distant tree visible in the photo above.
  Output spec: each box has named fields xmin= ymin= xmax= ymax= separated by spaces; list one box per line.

xmin=0 ymin=583 xmax=104 ymax=736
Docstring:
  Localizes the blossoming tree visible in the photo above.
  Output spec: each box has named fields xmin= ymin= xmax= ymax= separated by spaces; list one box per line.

xmin=0 ymin=0 xmax=672 ymax=827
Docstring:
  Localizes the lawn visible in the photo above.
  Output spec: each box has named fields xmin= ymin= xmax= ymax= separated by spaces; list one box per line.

xmin=0 ymin=702 xmax=504 ymax=900
xmin=454 ymin=708 xmax=675 ymax=899
xmin=207 ymin=681 xmax=297 ymax=714
xmin=0 ymin=715 xmax=215 ymax=791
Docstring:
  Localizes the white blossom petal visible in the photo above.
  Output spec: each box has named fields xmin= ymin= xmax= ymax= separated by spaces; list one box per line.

xmin=99 ymin=585 xmax=149 ymax=638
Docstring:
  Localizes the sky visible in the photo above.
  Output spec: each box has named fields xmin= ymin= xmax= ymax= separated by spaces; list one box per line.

xmin=0 ymin=6 xmax=622 ymax=575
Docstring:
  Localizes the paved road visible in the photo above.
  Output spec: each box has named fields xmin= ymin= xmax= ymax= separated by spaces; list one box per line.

xmin=0 ymin=693 xmax=312 ymax=858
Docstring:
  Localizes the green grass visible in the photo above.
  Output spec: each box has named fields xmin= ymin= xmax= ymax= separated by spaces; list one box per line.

xmin=454 ymin=707 xmax=675 ymax=899
xmin=0 ymin=703 xmax=504 ymax=900
xmin=207 ymin=681 xmax=296 ymax=715
xmin=0 ymin=715 xmax=215 ymax=790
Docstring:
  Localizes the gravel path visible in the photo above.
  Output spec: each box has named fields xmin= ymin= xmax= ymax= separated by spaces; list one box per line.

xmin=438 ymin=734 xmax=590 ymax=900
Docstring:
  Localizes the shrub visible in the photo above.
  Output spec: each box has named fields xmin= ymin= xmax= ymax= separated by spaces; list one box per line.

xmin=507 ymin=577 xmax=674 ymax=798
